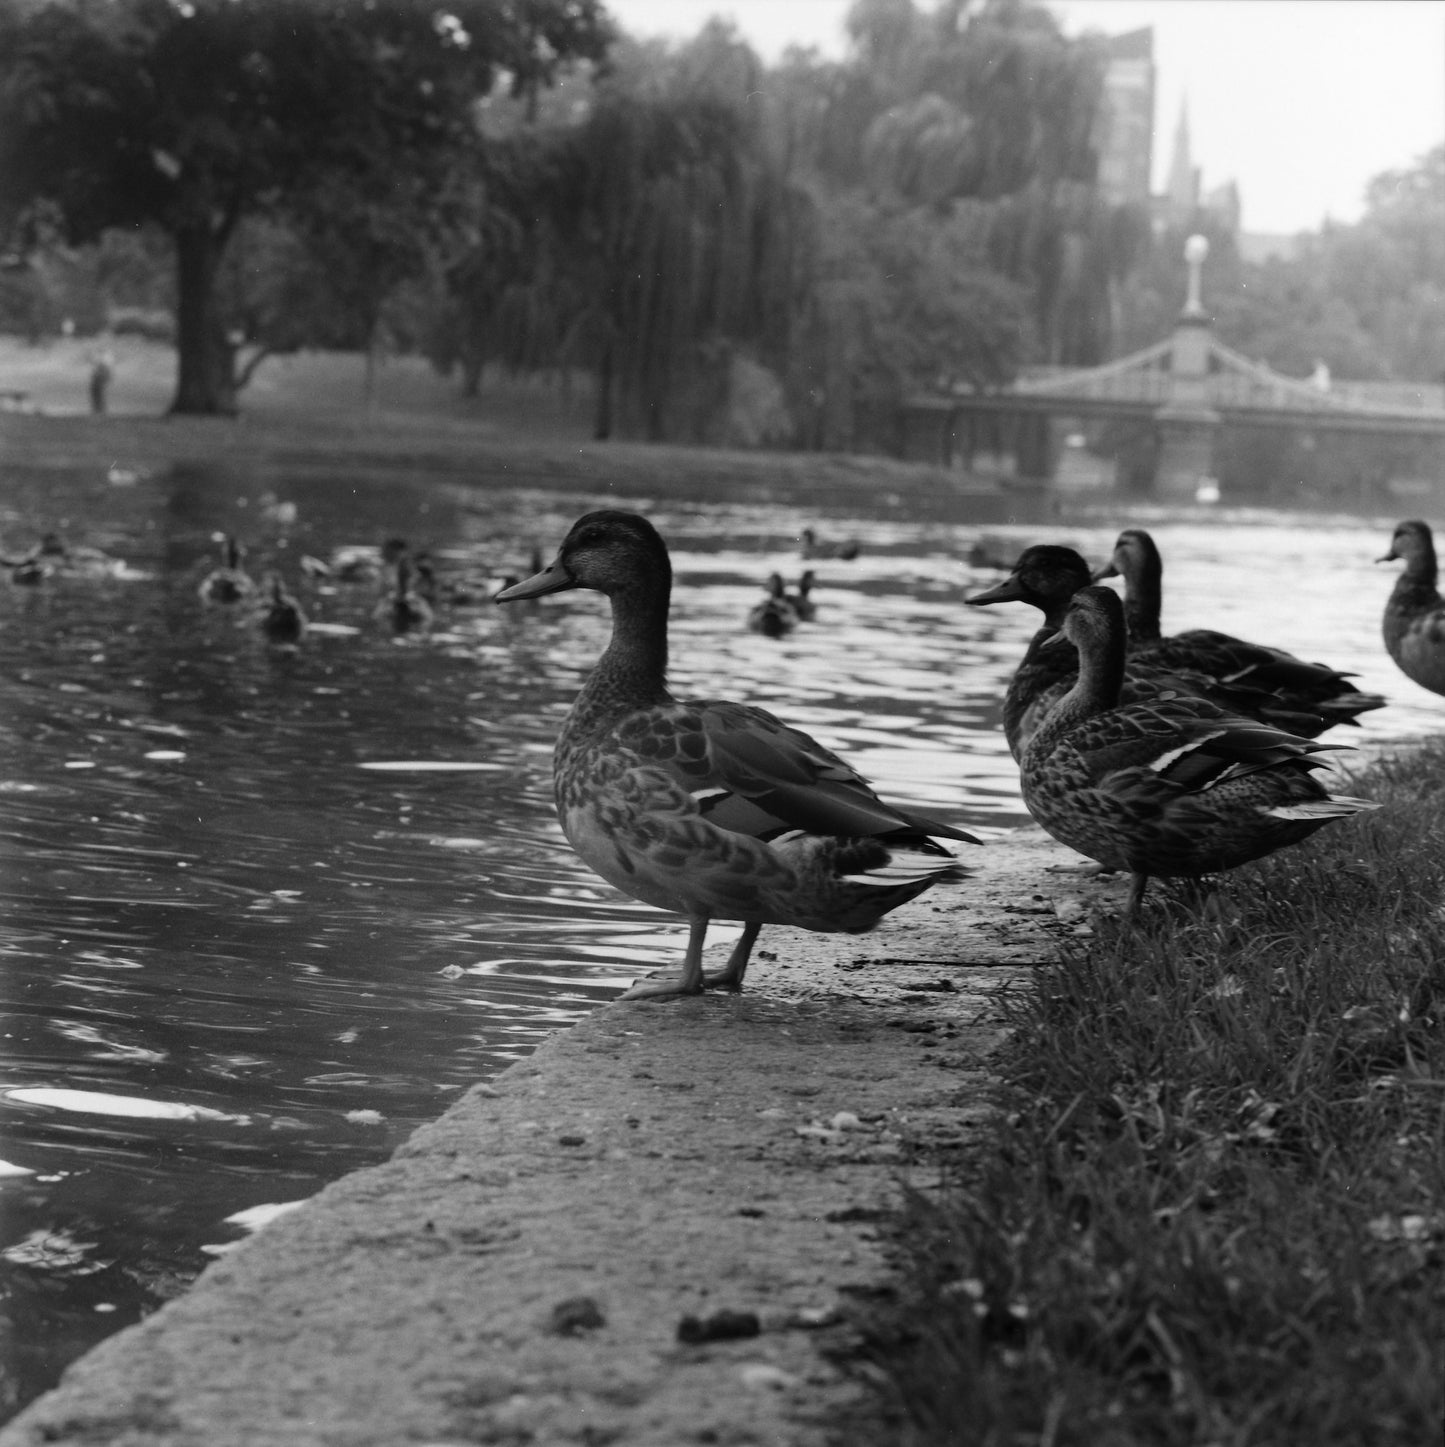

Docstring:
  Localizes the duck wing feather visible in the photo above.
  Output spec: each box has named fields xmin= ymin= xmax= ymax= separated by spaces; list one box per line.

xmin=606 ymin=699 xmax=976 ymax=849
xmin=1063 ymin=701 xmax=1339 ymax=792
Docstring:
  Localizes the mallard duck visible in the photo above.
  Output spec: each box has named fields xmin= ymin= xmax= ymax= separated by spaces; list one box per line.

xmin=495 ymin=510 xmax=976 ymax=1000
xmin=258 ymin=573 xmax=307 ymax=645
xmin=787 ymin=570 xmax=818 ymax=622
xmin=965 ymin=536 xmax=1015 ymax=571
xmin=1021 ymin=586 xmax=1377 ymax=915
xmin=375 ymin=555 xmax=434 ymax=634
xmin=325 ymin=537 xmax=409 ymax=584
xmin=402 ymin=548 xmax=483 ymax=608
xmin=747 ymin=574 xmax=800 ymax=638
xmin=32 ymin=532 xmax=123 ymax=579
xmin=2 ymin=548 xmax=49 ymax=586
xmin=800 ymin=527 xmax=860 ymax=561
xmin=411 ymin=550 xmax=440 ymax=608
xmin=1093 ymin=527 xmax=1385 ymax=729
xmin=198 ymin=534 xmax=254 ymax=606
xmin=967 ymin=545 xmax=1331 ymax=760
xmin=1378 ymin=519 xmax=1445 ymax=697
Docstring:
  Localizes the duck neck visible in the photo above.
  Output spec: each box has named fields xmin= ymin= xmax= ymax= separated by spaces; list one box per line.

xmin=1011 ymin=623 xmax=1079 ymax=701
xmin=1004 ymin=624 xmax=1079 ymax=753
xmin=571 ymin=581 xmax=673 ymax=736
xmin=1399 ymin=537 xmax=1441 ymax=600
xmin=1049 ymin=623 xmax=1126 ymax=731
xmin=1122 ymin=553 xmax=1163 ymax=644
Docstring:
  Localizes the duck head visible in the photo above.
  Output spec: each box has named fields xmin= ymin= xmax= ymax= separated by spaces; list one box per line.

xmin=967 ymin=544 xmax=1093 ymax=619
xmin=1092 ymin=528 xmax=1160 ymax=584
xmin=1031 ymin=585 xmax=1128 ymax=714
xmin=1050 ymin=583 xmax=1126 ymax=650
xmin=1379 ymin=519 xmax=1437 ymax=579
xmin=211 ymin=532 xmax=246 ymax=569
xmin=496 ymin=511 xmax=671 ymax=604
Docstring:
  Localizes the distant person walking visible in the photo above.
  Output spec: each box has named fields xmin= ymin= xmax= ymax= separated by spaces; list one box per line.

xmin=88 ymin=345 xmax=114 ymax=414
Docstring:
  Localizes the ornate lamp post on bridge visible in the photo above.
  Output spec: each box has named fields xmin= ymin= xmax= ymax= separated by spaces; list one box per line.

xmin=1154 ymin=234 xmax=1222 ymax=501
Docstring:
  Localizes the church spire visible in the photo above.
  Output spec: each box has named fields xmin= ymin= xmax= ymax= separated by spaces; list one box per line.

xmin=1166 ymin=98 xmax=1198 ymax=215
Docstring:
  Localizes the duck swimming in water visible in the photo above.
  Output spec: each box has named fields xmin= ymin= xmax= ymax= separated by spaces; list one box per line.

xmin=375 ymin=555 xmax=434 ymax=635
xmin=800 ymin=527 xmax=860 ymax=561
xmin=1020 ymin=586 xmax=1377 ymax=916
xmin=258 ymin=573 xmax=307 ymax=646
xmin=786 ymin=570 xmax=818 ymax=622
xmin=1378 ymin=519 xmax=1445 ymax=698
xmin=746 ymin=574 xmax=800 ymax=638
xmin=496 ymin=510 xmax=975 ymax=1000
xmin=198 ymin=535 xmax=254 ymax=606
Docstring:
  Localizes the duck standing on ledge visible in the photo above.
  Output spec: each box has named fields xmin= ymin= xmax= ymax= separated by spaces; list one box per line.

xmin=1378 ymin=519 xmax=1445 ymax=697
xmin=967 ymin=545 xmax=1328 ymax=760
xmin=1093 ymin=527 xmax=1385 ymax=731
xmin=1021 ymin=586 xmax=1377 ymax=916
xmin=496 ymin=510 xmax=976 ymax=1000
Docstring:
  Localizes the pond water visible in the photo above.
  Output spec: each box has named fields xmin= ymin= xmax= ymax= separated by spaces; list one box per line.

xmin=0 ymin=455 xmax=1438 ymax=1417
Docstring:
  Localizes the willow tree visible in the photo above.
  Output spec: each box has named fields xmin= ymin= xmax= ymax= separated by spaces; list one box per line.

xmin=0 ymin=0 xmax=611 ymax=414
xmin=774 ymin=0 xmax=1145 ymax=368
xmin=446 ymin=26 xmax=816 ymax=443
xmin=558 ymin=93 xmax=757 ymax=440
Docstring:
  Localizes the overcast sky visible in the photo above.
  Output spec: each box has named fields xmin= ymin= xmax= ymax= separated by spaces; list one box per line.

xmin=602 ymin=0 xmax=1445 ymax=235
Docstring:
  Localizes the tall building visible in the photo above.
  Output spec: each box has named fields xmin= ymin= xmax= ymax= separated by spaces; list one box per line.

xmin=1096 ymin=27 xmax=1155 ymax=207
xmin=1093 ymin=24 xmax=1245 ymax=243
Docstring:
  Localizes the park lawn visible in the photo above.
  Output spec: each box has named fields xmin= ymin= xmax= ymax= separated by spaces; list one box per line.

xmin=855 ymin=739 xmax=1445 ymax=1447
xmin=0 ymin=335 xmax=993 ymax=511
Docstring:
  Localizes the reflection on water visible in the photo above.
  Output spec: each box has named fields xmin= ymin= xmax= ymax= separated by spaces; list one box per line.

xmin=0 ymin=459 xmax=1438 ymax=1417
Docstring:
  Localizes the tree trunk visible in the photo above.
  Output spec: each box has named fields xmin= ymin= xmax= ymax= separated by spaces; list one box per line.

xmin=170 ymin=223 xmax=238 ymax=416
xmin=362 ymin=319 xmax=379 ymax=417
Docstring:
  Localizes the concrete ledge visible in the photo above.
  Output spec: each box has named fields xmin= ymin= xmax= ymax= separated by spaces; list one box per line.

xmin=0 ymin=829 xmax=1113 ymax=1447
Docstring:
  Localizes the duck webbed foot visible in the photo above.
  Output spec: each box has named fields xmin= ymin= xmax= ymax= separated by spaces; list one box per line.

xmin=618 ymin=973 xmax=706 ymax=1001
xmin=701 ymin=922 xmax=763 ymax=994
xmin=1046 ymin=860 xmax=1118 ymax=879
xmin=618 ymin=916 xmax=711 ymax=1003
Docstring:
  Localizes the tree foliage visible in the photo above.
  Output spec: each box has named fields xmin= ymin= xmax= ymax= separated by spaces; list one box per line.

xmin=8 ymin=0 xmax=1434 ymax=448
xmin=0 ymin=0 xmax=611 ymax=412
xmin=764 ymin=0 xmax=1141 ymax=371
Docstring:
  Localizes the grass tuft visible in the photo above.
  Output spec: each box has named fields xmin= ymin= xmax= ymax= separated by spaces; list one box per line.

xmin=850 ymin=740 xmax=1445 ymax=1447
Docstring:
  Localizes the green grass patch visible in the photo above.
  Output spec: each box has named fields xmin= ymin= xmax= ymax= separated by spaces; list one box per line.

xmin=853 ymin=741 xmax=1445 ymax=1446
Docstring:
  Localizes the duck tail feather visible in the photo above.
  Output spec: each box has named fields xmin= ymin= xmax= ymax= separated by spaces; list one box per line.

xmin=1267 ymin=795 xmax=1379 ymax=820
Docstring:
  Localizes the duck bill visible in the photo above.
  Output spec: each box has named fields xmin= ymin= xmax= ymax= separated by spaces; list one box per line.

xmin=1090 ymin=561 xmax=1120 ymax=582
xmin=495 ymin=560 xmax=575 ymax=603
xmin=966 ymin=576 xmax=1026 ymax=606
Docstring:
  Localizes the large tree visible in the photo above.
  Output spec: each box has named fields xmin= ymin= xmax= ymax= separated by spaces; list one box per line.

xmin=0 ymin=0 xmax=610 ymax=414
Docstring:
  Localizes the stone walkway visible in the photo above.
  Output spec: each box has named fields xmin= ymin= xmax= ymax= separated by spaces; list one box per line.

xmin=0 ymin=829 xmax=1117 ymax=1447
